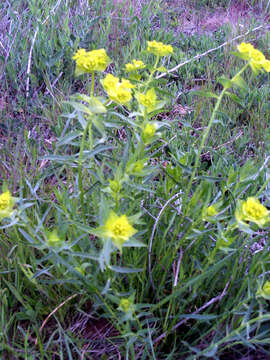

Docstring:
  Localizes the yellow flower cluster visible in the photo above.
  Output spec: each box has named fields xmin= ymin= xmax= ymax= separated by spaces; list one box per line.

xmin=237 ymin=42 xmax=270 ymax=72
xmin=0 ymin=191 xmax=15 ymax=220
xmin=103 ymin=211 xmax=137 ymax=250
xmin=236 ymin=197 xmax=269 ymax=228
xmin=147 ymin=40 xmax=173 ymax=57
xmin=101 ymin=74 xmax=134 ymax=104
xmin=72 ymin=48 xmax=111 ymax=73
xmin=125 ymin=59 xmax=146 ymax=72
xmin=137 ymin=88 xmax=157 ymax=113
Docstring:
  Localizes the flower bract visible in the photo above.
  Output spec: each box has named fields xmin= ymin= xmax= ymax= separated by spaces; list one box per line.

xmin=147 ymin=40 xmax=173 ymax=57
xmin=119 ymin=298 xmax=134 ymax=313
xmin=137 ymin=88 xmax=157 ymax=113
xmin=235 ymin=197 xmax=269 ymax=228
xmin=142 ymin=123 xmax=157 ymax=143
xmin=125 ymin=59 xmax=146 ymax=72
xmin=257 ymin=281 xmax=270 ymax=300
xmin=47 ymin=229 xmax=62 ymax=247
xmin=0 ymin=190 xmax=15 ymax=220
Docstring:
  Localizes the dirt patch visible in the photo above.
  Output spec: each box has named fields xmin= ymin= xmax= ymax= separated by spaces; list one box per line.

xmin=165 ymin=0 xmax=265 ymax=35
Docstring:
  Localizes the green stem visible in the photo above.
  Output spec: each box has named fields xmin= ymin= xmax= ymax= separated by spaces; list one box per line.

xmin=162 ymin=64 xmax=250 ymax=333
xmin=90 ymin=71 xmax=95 ymax=97
xmin=182 ymin=63 xmax=249 ymax=216
xmin=257 ymin=174 xmax=270 ymax=197
xmin=78 ymin=120 xmax=91 ymax=222
xmin=144 ymin=55 xmax=159 ymax=90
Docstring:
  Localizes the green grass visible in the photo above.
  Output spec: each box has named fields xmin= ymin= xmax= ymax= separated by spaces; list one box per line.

xmin=1 ymin=0 xmax=270 ymax=359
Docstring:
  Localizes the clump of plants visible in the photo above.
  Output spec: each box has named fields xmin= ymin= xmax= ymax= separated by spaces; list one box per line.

xmin=1 ymin=40 xmax=270 ymax=359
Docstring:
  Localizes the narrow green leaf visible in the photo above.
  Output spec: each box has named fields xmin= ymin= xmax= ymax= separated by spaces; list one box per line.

xmin=109 ymin=265 xmax=143 ymax=273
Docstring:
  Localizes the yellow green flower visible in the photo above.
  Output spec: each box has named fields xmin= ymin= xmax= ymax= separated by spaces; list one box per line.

xmin=237 ymin=42 xmax=254 ymax=55
xmin=47 ymin=229 xmax=62 ymax=247
xmin=206 ymin=205 xmax=218 ymax=217
xmin=235 ymin=197 xmax=269 ymax=228
xmin=237 ymin=43 xmax=270 ymax=73
xmin=127 ymin=159 xmax=146 ymax=175
xmin=257 ymin=281 xmax=270 ymax=300
xmin=125 ymin=59 xmax=146 ymax=72
xmin=0 ymin=191 xmax=15 ymax=220
xmin=137 ymin=88 xmax=157 ymax=113
xmin=263 ymin=59 xmax=270 ymax=72
xmin=72 ymin=48 xmax=111 ymax=74
xmin=261 ymin=281 xmax=270 ymax=300
xmin=101 ymin=74 xmax=134 ymax=105
xmin=142 ymin=123 xmax=157 ymax=143
xmin=102 ymin=73 xmax=119 ymax=91
xmin=118 ymin=297 xmax=134 ymax=313
xmin=103 ymin=211 xmax=137 ymax=250
xmin=147 ymin=40 xmax=173 ymax=57
xmin=109 ymin=179 xmax=121 ymax=193
xmin=132 ymin=160 xmax=145 ymax=173
xmin=75 ymin=266 xmax=85 ymax=276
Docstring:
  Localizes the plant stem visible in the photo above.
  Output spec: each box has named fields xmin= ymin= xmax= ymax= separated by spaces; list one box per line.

xmin=182 ymin=63 xmax=249 ymax=215
xmin=90 ymin=71 xmax=95 ymax=97
xmin=78 ymin=120 xmax=91 ymax=222
xmin=144 ymin=55 xmax=159 ymax=90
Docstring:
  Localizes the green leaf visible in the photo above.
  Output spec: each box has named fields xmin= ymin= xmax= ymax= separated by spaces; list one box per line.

xmin=56 ymin=131 xmax=82 ymax=147
xmin=217 ymin=76 xmax=233 ymax=89
xmin=109 ymin=265 xmax=143 ymax=273
xmin=157 ymin=66 xmax=168 ymax=73
xmin=123 ymin=238 xmax=146 ymax=247
xmin=88 ymin=97 xmax=107 ymax=114
xmin=74 ymin=66 xmax=85 ymax=77
xmin=197 ymin=175 xmax=224 ymax=182
xmin=65 ymin=101 xmax=93 ymax=116
xmin=225 ymin=92 xmax=243 ymax=107
xmin=151 ymin=253 xmax=234 ymax=312
xmin=191 ymin=90 xmax=218 ymax=99
xmin=232 ymin=75 xmax=248 ymax=91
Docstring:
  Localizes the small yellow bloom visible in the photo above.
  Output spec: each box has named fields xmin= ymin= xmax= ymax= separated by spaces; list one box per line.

xmin=142 ymin=123 xmax=157 ymax=143
xmin=103 ymin=211 xmax=137 ymax=250
xmin=47 ymin=229 xmax=61 ymax=247
xmin=72 ymin=48 xmax=111 ymax=73
xmin=262 ymin=281 xmax=270 ymax=299
xmin=125 ymin=59 xmax=146 ymax=72
xmin=132 ymin=160 xmax=145 ymax=173
xmin=109 ymin=179 xmax=121 ymax=193
xmin=237 ymin=43 xmax=270 ymax=73
xmin=206 ymin=205 xmax=218 ymax=217
xmin=102 ymin=73 xmax=119 ymax=92
xmin=127 ymin=159 xmax=146 ymax=175
xmin=119 ymin=298 xmax=133 ymax=313
xmin=137 ymin=88 xmax=157 ymax=113
xmin=257 ymin=281 xmax=270 ymax=300
xmin=0 ymin=191 xmax=15 ymax=220
xmin=237 ymin=42 xmax=254 ymax=54
xmin=236 ymin=197 xmax=269 ymax=228
xmin=147 ymin=40 xmax=173 ymax=57
xmin=263 ymin=59 xmax=270 ymax=72
xmin=101 ymin=74 xmax=134 ymax=105
xmin=250 ymin=49 xmax=265 ymax=63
